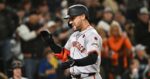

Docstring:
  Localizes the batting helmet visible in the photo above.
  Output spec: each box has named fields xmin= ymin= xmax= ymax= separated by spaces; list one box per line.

xmin=64 ymin=4 xmax=89 ymax=19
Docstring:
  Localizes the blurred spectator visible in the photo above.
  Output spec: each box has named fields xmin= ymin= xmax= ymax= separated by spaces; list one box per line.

xmin=37 ymin=1 xmax=49 ymax=16
xmin=22 ymin=0 xmax=32 ymax=16
xmin=61 ymin=0 xmax=68 ymax=19
xmin=30 ymin=0 xmax=43 ymax=9
xmin=38 ymin=46 xmax=58 ymax=79
xmin=134 ymin=7 xmax=150 ymax=55
xmin=0 ymin=0 xmax=19 ymax=74
xmin=96 ymin=27 xmax=107 ymax=40
xmin=54 ymin=17 xmax=63 ymax=29
xmin=5 ymin=0 xmax=22 ymax=9
xmin=125 ymin=0 xmax=149 ymax=22
xmin=67 ymin=0 xmax=82 ymax=6
xmin=37 ymin=13 xmax=51 ymax=26
xmin=16 ymin=11 xmax=45 ymax=79
xmin=122 ymin=59 xmax=140 ymax=79
xmin=124 ymin=21 xmax=135 ymax=45
xmin=45 ymin=21 xmax=57 ymax=33
xmin=103 ymin=0 xmax=119 ymax=13
xmin=0 ymin=0 xmax=150 ymax=79
xmin=143 ymin=58 xmax=150 ymax=79
xmin=97 ymin=7 xmax=114 ymax=33
xmin=96 ymin=26 xmax=108 ymax=59
xmin=16 ymin=8 xmax=25 ymax=24
xmin=55 ymin=8 xmax=63 ymax=19
xmin=10 ymin=34 xmax=23 ymax=61
xmin=42 ymin=20 xmax=65 ymax=47
xmin=96 ymin=27 xmax=109 ymax=79
xmin=47 ymin=0 xmax=62 ymax=16
xmin=125 ymin=0 xmax=146 ymax=22
xmin=42 ymin=12 xmax=51 ymax=23
xmin=37 ymin=1 xmax=51 ymax=25
xmin=115 ymin=0 xmax=126 ymax=11
xmin=84 ymin=0 xmax=103 ymax=25
xmin=0 ymin=72 xmax=8 ymax=79
xmin=107 ymin=21 xmax=133 ymax=79
xmin=134 ymin=44 xmax=149 ymax=79
xmin=114 ymin=10 xmax=126 ymax=31
xmin=9 ymin=60 xmax=28 ymax=79
xmin=53 ymin=17 xmax=71 ymax=46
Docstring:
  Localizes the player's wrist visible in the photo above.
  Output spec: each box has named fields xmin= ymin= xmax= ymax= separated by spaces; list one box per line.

xmin=69 ymin=67 xmax=75 ymax=75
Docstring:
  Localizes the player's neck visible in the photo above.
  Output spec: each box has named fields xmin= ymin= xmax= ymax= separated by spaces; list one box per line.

xmin=81 ymin=20 xmax=90 ymax=31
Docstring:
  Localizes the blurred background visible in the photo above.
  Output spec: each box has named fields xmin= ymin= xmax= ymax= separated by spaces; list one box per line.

xmin=0 ymin=0 xmax=149 ymax=79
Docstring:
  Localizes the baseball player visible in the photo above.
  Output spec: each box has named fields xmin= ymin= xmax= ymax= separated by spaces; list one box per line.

xmin=41 ymin=4 xmax=102 ymax=79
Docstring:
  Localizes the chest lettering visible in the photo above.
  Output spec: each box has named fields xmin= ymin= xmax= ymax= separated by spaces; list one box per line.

xmin=72 ymin=41 xmax=85 ymax=53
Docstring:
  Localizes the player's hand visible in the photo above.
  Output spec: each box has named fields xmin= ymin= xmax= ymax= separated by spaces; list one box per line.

xmin=60 ymin=60 xmax=75 ymax=70
xmin=40 ymin=30 xmax=53 ymax=43
xmin=64 ymin=68 xmax=71 ymax=76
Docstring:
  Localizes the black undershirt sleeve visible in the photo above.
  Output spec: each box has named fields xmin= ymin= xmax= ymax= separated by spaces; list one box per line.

xmin=74 ymin=51 xmax=98 ymax=66
xmin=48 ymin=39 xmax=62 ymax=53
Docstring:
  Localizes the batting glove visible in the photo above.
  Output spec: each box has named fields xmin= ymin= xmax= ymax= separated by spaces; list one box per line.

xmin=40 ymin=30 xmax=54 ymax=43
xmin=60 ymin=60 xmax=75 ymax=70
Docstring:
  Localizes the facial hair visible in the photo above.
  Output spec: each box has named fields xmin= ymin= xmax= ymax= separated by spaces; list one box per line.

xmin=73 ymin=25 xmax=81 ymax=32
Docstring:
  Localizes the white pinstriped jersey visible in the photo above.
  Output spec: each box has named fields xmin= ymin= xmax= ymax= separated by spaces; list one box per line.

xmin=64 ymin=26 xmax=102 ymax=75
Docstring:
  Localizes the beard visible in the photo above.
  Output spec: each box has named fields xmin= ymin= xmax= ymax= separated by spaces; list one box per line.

xmin=68 ymin=21 xmax=81 ymax=31
xmin=73 ymin=25 xmax=81 ymax=32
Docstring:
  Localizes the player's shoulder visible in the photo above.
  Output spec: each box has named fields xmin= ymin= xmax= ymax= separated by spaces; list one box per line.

xmin=86 ymin=27 xmax=102 ymax=40
xmin=86 ymin=27 xmax=99 ymax=36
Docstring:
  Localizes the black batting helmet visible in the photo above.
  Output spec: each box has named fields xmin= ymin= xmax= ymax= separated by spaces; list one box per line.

xmin=64 ymin=4 xmax=89 ymax=19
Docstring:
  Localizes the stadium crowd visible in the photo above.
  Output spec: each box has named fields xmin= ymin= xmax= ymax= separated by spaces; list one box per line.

xmin=0 ymin=0 xmax=150 ymax=79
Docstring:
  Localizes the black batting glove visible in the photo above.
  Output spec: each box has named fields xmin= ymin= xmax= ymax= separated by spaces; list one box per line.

xmin=40 ymin=30 xmax=62 ymax=53
xmin=40 ymin=30 xmax=54 ymax=43
xmin=60 ymin=60 xmax=76 ymax=70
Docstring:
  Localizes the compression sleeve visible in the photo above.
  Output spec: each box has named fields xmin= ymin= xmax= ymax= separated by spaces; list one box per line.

xmin=74 ymin=51 xmax=98 ymax=66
